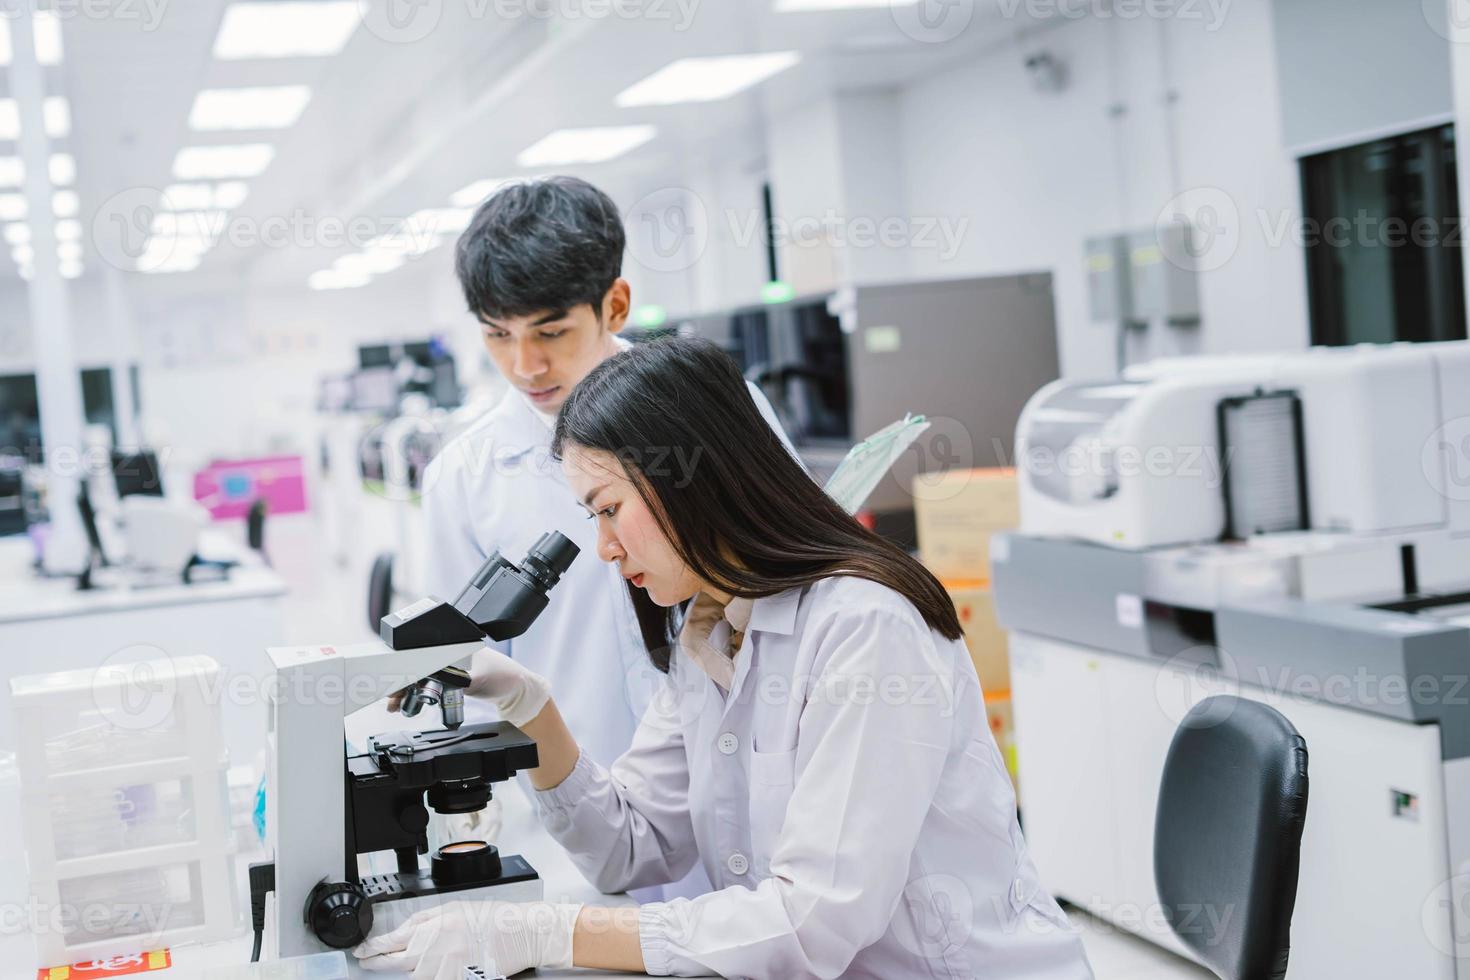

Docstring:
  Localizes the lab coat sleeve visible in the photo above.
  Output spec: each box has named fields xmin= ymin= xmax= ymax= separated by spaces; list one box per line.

xmin=533 ymin=661 xmax=700 ymax=893
xmin=638 ymin=605 xmax=959 ymax=979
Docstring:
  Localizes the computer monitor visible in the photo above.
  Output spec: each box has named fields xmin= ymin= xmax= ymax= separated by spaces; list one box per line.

xmin=112 ymin=450 xmax=165 ymax=498
xmin=358 ymin=344 xmax=393 ymax=369
xmin=350 ymin=367 xmax=400 ymax=414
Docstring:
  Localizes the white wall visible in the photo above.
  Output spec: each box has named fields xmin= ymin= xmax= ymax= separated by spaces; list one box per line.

xmin=897 ymin=4 xmax=1311 ymax=378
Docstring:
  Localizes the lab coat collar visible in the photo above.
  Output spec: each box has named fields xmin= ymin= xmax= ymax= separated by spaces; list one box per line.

xmin=745 ymin=587 xmax=803 ymax=636
xmin=491 ymin=387 xmax=554 ymax=460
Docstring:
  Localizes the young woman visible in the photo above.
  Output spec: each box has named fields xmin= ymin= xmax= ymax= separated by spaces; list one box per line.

xmin=356 ymin=338 xmax=1093 ymax=979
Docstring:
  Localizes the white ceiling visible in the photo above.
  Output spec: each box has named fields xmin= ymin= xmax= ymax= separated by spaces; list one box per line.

xmin=32 ymin=0 xmax=1058 ymax=300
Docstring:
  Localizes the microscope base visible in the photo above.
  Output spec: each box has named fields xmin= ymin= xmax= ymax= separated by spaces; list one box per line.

xmin=364 ymin=853 xmax=545 ymax=936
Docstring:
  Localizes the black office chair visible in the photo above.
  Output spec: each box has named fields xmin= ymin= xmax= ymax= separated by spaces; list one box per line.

xmin=246 ymin=499 xmax=269 ymax=566
xmin=1154 ymin=697 xmax=1309 ymax=980
xmin=367 ymin=552 xmax=395 ymax=634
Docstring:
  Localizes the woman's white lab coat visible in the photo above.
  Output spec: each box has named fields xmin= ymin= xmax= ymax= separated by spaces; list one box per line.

xmin=420 ymin=379 xmax=794 ymax=767
xmin=534 ymin=576 xmax=1095 ymax=979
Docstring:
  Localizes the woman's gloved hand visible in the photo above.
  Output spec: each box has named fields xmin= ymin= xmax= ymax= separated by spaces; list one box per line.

xmin=387 ymin=649 xmax=552 ymax=728
xmin=354 ymin=900 xmax=581 ymax=980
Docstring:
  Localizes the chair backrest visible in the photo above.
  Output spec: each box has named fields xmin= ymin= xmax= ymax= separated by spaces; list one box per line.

xmin=1154 ymin=696 xmax=1309 ymax=980
xmin=246 ymin=499 xmax=268 ymax=554
xmin=367 ymin=552 xmax=395 ymax=634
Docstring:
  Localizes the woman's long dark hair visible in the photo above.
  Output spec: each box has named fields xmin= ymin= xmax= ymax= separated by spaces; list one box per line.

xmin=551 ymin=336 xmax=963 ymax=671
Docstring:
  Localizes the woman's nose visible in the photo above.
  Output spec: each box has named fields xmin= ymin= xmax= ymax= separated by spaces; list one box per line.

xmin=596 ymin=524 xmax=624 ymax=564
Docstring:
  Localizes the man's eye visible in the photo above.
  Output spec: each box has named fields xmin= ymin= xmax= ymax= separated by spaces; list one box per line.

xmin=484 ymin=330 xmax=509 ymax=340
xmin=540 ymin=329 xmax=568 ymax=339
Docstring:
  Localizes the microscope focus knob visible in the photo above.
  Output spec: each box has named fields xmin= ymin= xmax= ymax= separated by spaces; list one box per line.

xmin=306 ymin=881 xmax=373 ymax=949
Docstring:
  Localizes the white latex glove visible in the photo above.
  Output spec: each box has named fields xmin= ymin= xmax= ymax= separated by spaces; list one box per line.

xmin=465 ymin=648 xmax=552 ymax=728
xmin=388 ymin=649 xmax=551 ymax=729
xmin=354 ymin=900 xmax=581 ymax=980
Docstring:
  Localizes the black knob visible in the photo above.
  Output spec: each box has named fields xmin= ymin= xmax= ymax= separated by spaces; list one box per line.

xmin=306 ymin=881 xmax=373 ymax=949
xmin=397 ymin=801 xmax=430 ymax=835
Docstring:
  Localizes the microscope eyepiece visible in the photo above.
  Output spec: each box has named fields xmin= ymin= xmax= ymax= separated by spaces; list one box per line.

xmin=521 ymin=531 xmax=579 ymax=591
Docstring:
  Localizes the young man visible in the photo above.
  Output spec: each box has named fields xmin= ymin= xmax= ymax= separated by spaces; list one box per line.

xmin=421 ymin=176 xmax=794 ymax=768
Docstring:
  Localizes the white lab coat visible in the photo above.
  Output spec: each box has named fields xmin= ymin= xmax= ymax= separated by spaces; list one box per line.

xmin=534 ymin=577 xmax=1094 ymax=979
xmin=419 ymin=376 xmax=796 ymax=767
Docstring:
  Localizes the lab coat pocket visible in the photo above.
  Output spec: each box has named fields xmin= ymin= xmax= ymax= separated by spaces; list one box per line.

xmin=747 ymin=747 xmax=797 ymax=874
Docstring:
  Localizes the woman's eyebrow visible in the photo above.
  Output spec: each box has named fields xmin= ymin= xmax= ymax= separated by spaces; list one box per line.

xmin=580 ymin=483 xmax=610 ymax=508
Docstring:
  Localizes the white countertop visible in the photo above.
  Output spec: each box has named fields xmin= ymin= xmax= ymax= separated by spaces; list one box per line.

xmin=0 ymin=533 xmax=288 ymax=625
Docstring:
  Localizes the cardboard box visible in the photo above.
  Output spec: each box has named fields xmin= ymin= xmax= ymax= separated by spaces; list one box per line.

xmin=985 ymin=692 xmax=1019 ymax=798
xmin=946 ymin=582 xmax=1009 ymax=695
xmin=913 ymin=468 xmax=1019 ymax=581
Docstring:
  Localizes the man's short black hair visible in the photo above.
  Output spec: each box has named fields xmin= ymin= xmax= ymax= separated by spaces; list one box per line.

xmin=454 ymin=175 xmax=625 ymax=322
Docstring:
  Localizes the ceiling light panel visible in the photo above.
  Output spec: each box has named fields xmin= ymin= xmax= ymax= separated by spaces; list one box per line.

xmin=774 ymin=0 xmax=918 ymax=9
xmin=162 ymin=182 xmax=251 ymax=211
xmin=0 ymin=154 xmax=76 ymax=187
xmin=189 ymin=86 xmax=313 ymax=131
xmin=446 ymin=178 xmax=523 ymax=208
xmin=516 ymin=126 xmax=657 ymax=167
xmin=213 ymin=2 xmax=361 ymax=60
xmin=309 ymin=268 xmax=369 ymax=290
xmin=173 ymin=144 xmax=275 ymax=179
xmin=0 ymin=98 xmax=72 ymax=140
xmin=0 ymin=11 xmax=64 ymax=67
xmin=616 ymin=53 xmax=801 ymax=107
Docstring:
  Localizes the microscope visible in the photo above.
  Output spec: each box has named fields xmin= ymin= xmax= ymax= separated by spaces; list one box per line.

xmin=255 ymin=532 xmax=579 ymax=964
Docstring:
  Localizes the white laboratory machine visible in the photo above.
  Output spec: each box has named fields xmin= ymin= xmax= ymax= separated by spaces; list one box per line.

xmin=994 ymin=340 xmax=1470 ymax=977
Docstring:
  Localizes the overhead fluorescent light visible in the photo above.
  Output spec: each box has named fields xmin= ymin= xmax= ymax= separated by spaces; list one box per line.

xmin=309 ymin=268 xmax=369 ymax=290
xmin=213 ymin=2 xmax=361 ymax=60
xmin=616 ymin=52 xmax=801 ymax=107
xmin=152 ymin=211 xmax=228 ymax=239
xmin=54 ymin=218 xmax=80 ymax=241
xmin=173 ymin=144 xmax=275 ymax=179
xmin=11 ymin=244 xmax=32 ymax=263
xmin=3 ymin=224 xmax=28 ymax=245
xmin=162 ymin=183 xmax=215 ymax=210
xmin=162 ymin=181 xmax=250 ymax=211
xmin=774 ymin=0 xmax=919 ymax=9
xmin=140 ymin=252 xmax=202 ymax=274
xmin=189 ymin=86 xmax=313 ymax=131
xmin=44 ymin=98 xmax=68 ymax=137
xmin=0 ymin=154 xmax=76 ymax=187
xmin=0 ymin=97 xmax=72 ymax=139
xmin=59 ymin=259 xmax=82 ymax=279
xmin=0 ymin=194 xmax=25 ymax=221
xmin=404 ymin=208 xmax=473 ymax=236
xmin=449 ymin=176 xmax=532 ymax=209
xmin=51 ymin=189 xmax=78 ymax=218
xmin=0 ymin=11 xmax=65 ymax=67
xmin=56 ymin=240 xmax=81 ymax=262
xmin=517 ymin=126 xmax=657 ymax=167
xmin=49 ymin=154 xmax=74 ymax=185
xmin=334 ymin=251 xmax=403 ymax=275
xmin=214 ymin=181 xmax=250 ymax=209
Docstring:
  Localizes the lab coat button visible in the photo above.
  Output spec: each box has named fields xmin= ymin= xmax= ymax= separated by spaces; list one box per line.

xmin=717 ymin=732 xmax=739 ymax=755
xmin=727 ymin=852 xmax=749 ymax=876
xmin=1012 ymin=878 xmax=1027 ymax=904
